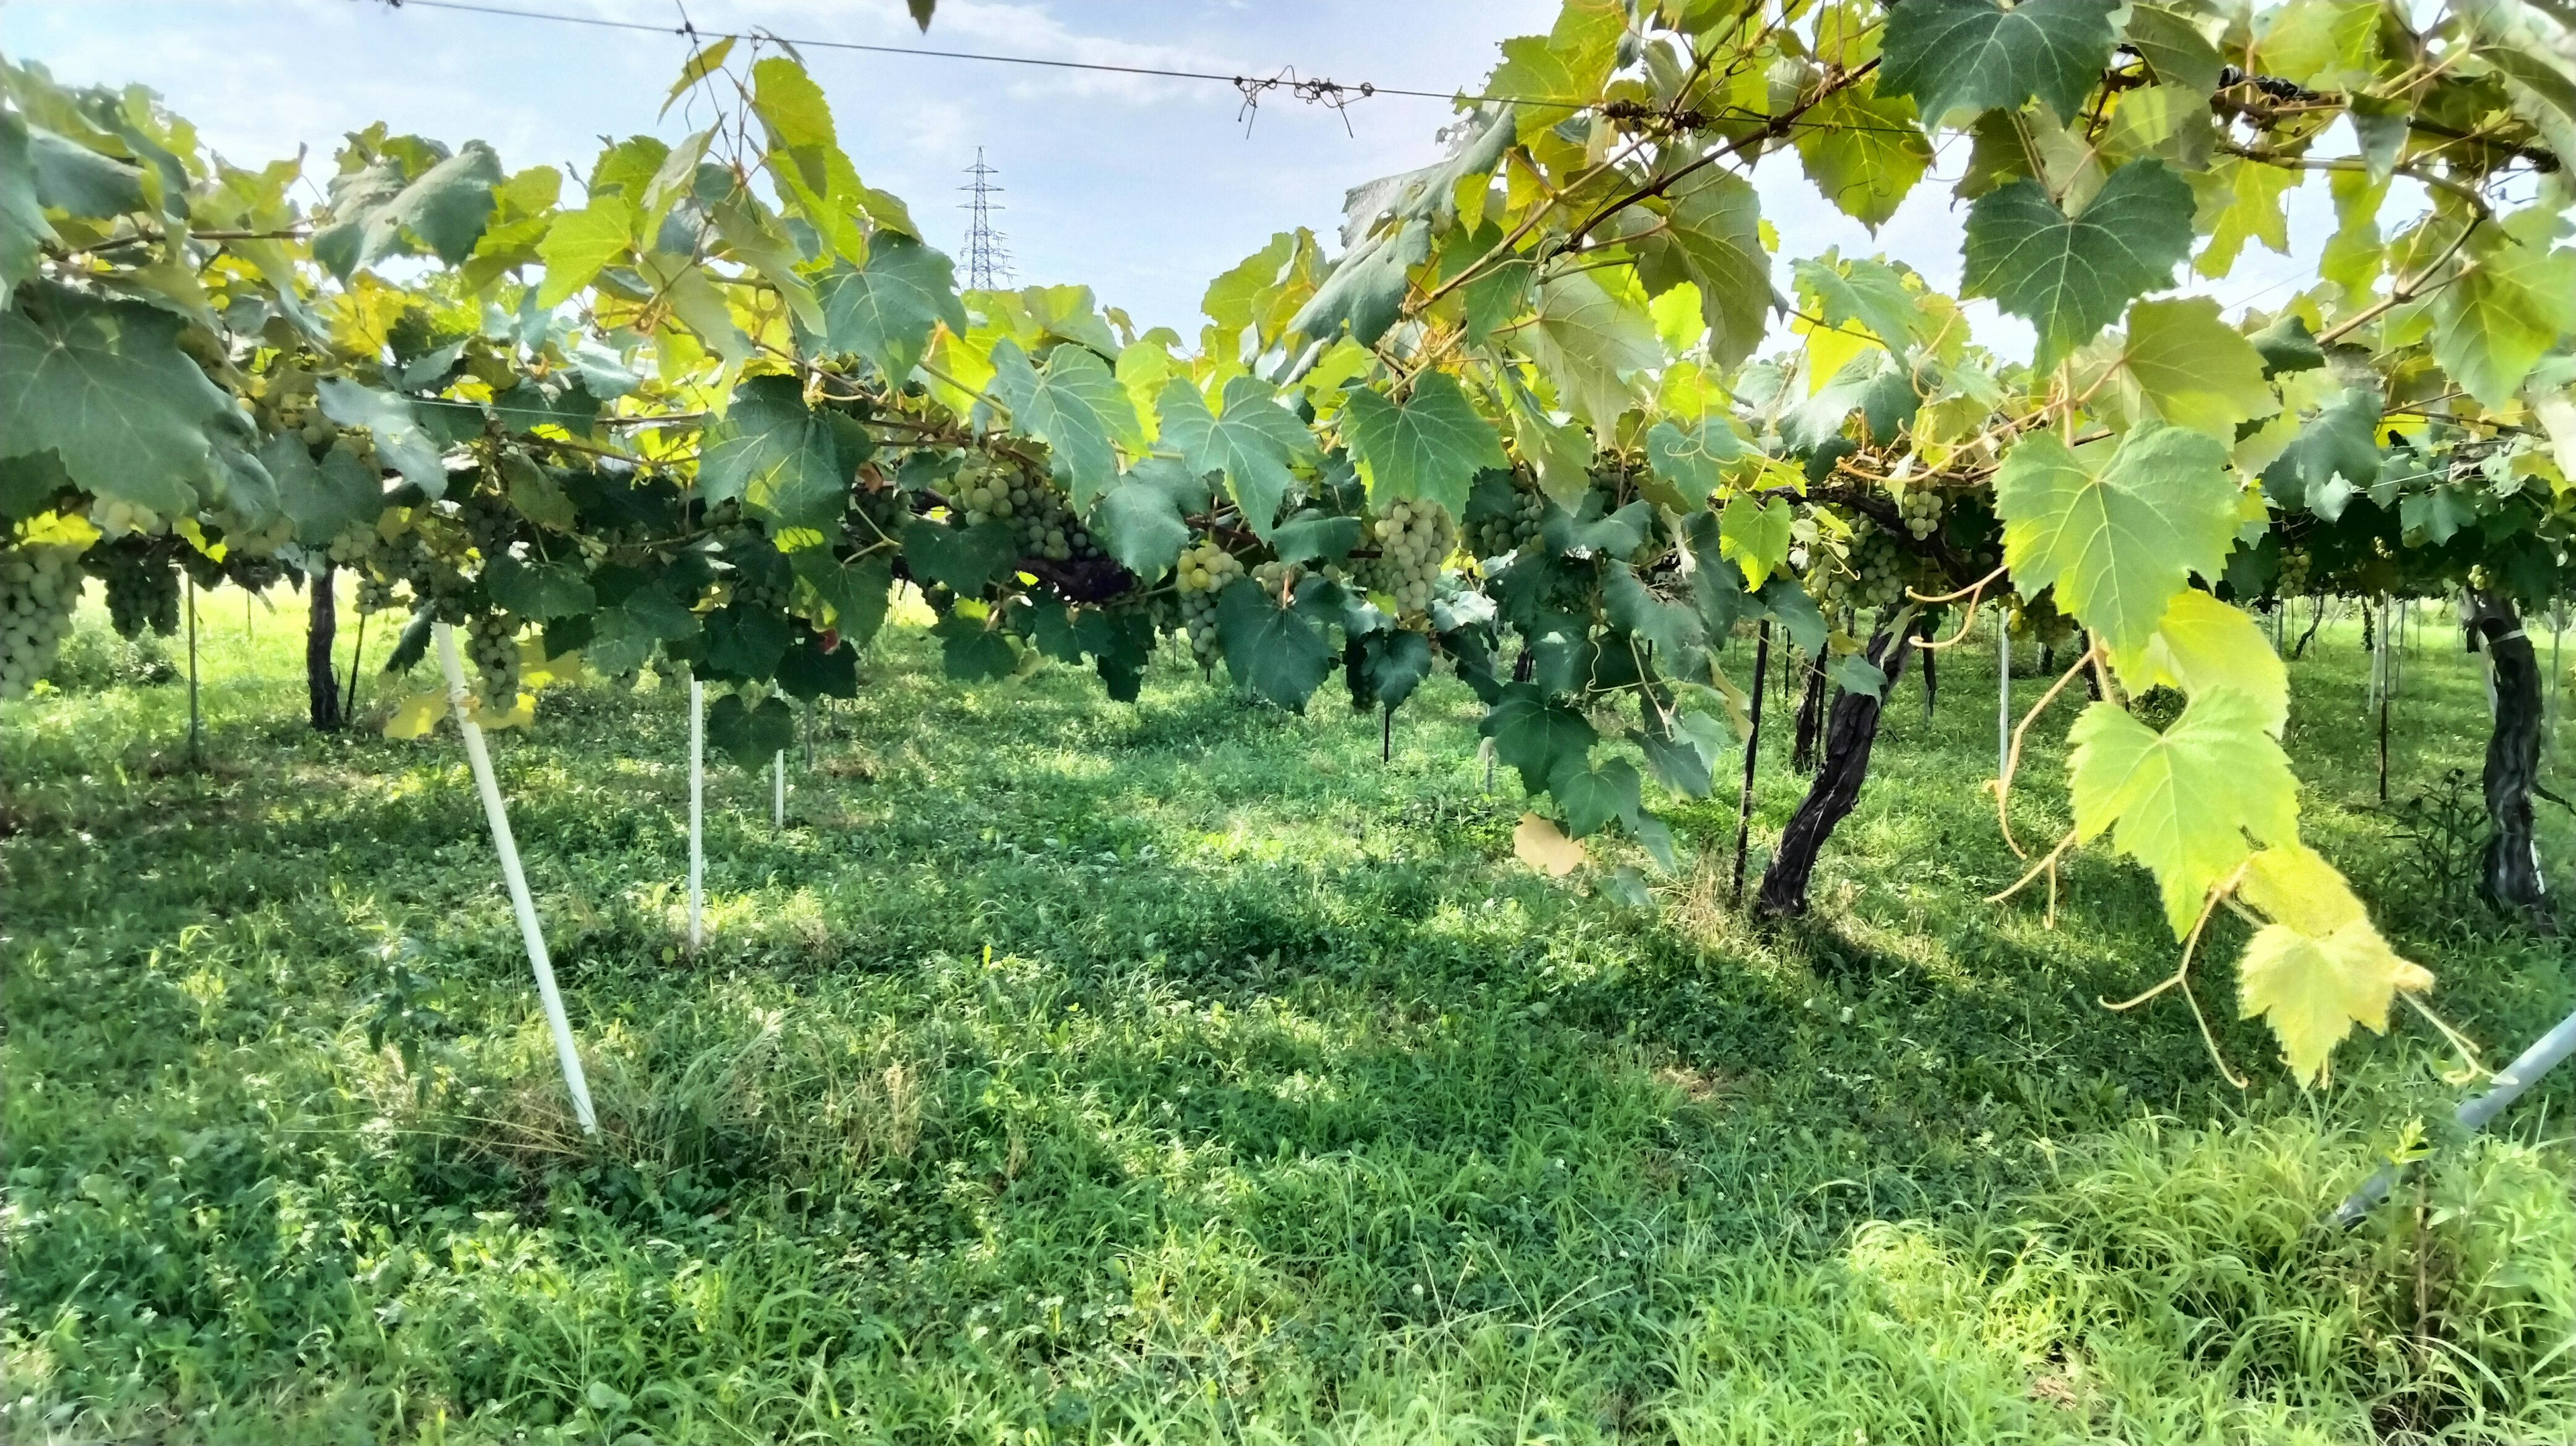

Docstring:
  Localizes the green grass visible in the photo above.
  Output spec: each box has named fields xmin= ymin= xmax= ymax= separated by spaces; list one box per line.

xmin=5 ymin=584 xmax=2572 ymax=1444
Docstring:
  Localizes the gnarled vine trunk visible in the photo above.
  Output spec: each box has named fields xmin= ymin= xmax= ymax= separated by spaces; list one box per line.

xmin=1790 ymin=651 xmax=1827 ymax=771
xmin=2470 ymin=592 xmax=2551 ymax=931
xmin=307 ymin=564 xmax=341 ymax=731
xmin=1757 ymin=623 xmax=1914 ymax=917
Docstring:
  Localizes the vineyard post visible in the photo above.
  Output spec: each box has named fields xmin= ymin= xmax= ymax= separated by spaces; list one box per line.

xmin=2377 ymin=597 xmax=2392 ymax=803
xmin=343 ymin=606 xmax=368 ymax=726
xmin=185 ymin=574 xmax=201 ymax=771
xmin=431 ymin=622 xmax=597 ymax=1135
xmin=772 ymin=747 xmax=785 ymax=831
xmin=1731 ymin=618 xmax=1772 ymax=905
xmin=688 ymin=677 xmax=705 ymax=954
xmin=1996 ymin=603 xmax=2009 ymax=781
xmin=2330 ymin=1003 xmax=2576 ymax=1227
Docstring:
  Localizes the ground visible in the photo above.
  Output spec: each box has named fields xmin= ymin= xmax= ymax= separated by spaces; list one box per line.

xmin=3 ymin=586 xmax=2572 ymax=1445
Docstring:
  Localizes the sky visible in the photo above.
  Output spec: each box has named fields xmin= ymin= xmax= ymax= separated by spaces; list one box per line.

xmin=1 ymin=0 xmax=2356 ymax=359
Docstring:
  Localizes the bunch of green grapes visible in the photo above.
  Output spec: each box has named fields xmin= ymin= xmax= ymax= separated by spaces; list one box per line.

xmin=730 ymin=569 xmax=792 ymax=614
xmin=377 ymin=531 xmax=475 ymax=622
xmin=2281 ymin=547 xmax=2313 ymax=597
xmin=2006 ymin=590 xmax=2075 ymax=649
xmin=464 ymin=611 xmax=521 ymax=713
xmin=1 ymin=543 xmax=87 ymax=699
xmin=1469 ymin=476 xmax=1547 ymax=557
xmin=1173 ymin=540 xmax=1243 ymax=666
xmin=1895 ymin=488 xmax=1942 ymax=541
xmin=327 ymin=524 xmax=381 ymax=569
xmin=1810 ymin=518 xmax=1910 ymax=612
xmin=951 ymin=461 xmax=1022 ymax=525
xmin=460 ymin=497 xmax=517 ymax=561
xmin=1358 ymin=500 xmax=1455 ymax=619
xmin=91 ymin=538 xmax=182 ymax=638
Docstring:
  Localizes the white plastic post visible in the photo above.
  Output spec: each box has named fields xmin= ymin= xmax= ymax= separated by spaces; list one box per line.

xmin=1995 ymin=604 xmax=2010 ymax=781
xmin=772 ymin=748 xmax=785 ymax=830
xmin=688 ymin=676 xmax=705 ymax=954
xmin=433 ymin=623 xmax=596 ymax=1135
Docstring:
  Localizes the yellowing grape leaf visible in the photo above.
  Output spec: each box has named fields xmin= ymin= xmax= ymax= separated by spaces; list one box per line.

xmin=2237 ymin=842 xmax=2369 ymax=936
xmin=1513 ymin=812 xmax=1589 ymax=878
xmin=2115 ymin=297 xmax=2277 ymax=440
xmin=2108 ymin=590 xmax=2288 ymax=736
xmin=2068 ymin=689 xmax=2298 ymax=935
xmin=385 ymin=689 xmax=449 ymax=740
xmin=2237 ymin=920 xmax=2433 ymax=1084
xmin=1993 ymin=422 xmax=2239 ymax=653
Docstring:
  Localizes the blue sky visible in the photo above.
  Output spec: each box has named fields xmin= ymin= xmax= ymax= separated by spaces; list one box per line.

xmin=3 ymin=0 xmax=2345 ymax=353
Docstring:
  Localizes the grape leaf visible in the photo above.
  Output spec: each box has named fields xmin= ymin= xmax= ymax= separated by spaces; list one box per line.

xmin=1342 ymin=371 xmax=1508 ymax=519
xmin=931 ymin=613 xmax=1017 ymax=681
xmin=2432 ymin=209 xmax=2576 ymax=410
xmin=1793 ymin=253 xmax=1923 ymax=353
xmin=2068 ymin=689 xmax=2299 ymax=935
xmin=1285 ymin=217 xmax=1428 ymax=349
xmin=1548 ymin=753 xmax=1643 ymax=838
xmin=776 ymin=632 xmax=859 ymax=700
xmin=536 ymin=199 xmax=635 ymax=309
xmin=698 ymin=376 xmax=846 ymax=536
xmin=1718 ymin=493 xmax=1794 ymax=590
xmin=260 ymin=433 xmax=378 ymax=547
xmin=706 ymin=691 xmax=796 ymax=769
xmin=986 ymin=339 xmax=1137 ymax=510
xmin=698 ymin=603 xmax=791 ymax=682
xmin=1524 ymin=271 xmax=1661 ymax=431
xmin=2109 ymin=589 xmax=2288 ymax=736
xmin=1795 ymin=91 xmax=1935 ymax=230
xmin=0 ymin=282 xmax=244 ymax=515
xmin=1513 ymin=813 xmax=1588 ymax=877
xmin=1350 ymin=627 xmax=1434 ymax=712
xmin=903 ymin=517 xmax=1018 ymax=595
xmin=1157 ymin=375 xmax=1314 ymax=536
xmin=1993 ymin=422 xmax=2237 ymax=653
xmin=313 ymin=140 xmax=502 ymax=280
xmin=0 ymin=114 xmax=56 ymax=304
xmin=2115 ymin=297 xmax=2276 ymax=439
xmin=816 ymin=233 xmax=970 ymax=384
xmin=1215 ymin=579 xmax=1334 ymax=710
xmin=484 ymin=555 xmax=596 ymax=622
xmin=2259 ymin=388 xmax=2381 ymax=522
xmin=791 ymin=549 xmax=892 ymax=647
xmin=2238 ymin=842 xmax=2369 ymax=935
xmin=1963 ymin=159 xmax=2194 ymax=370
xmin=1646 ymin=417 xmax=1750 ymax=501
xmin=2237 ymin=920 xmax=2433 ymax=1084
xmin=1482 ymin=681 xmax=1599 ymax=793
xmin=1087 ymin=454 xmax=1208 ymax=581
xmin=2190 ymin=158 xmax=2295 ymax=278
xmin=1633 ymin=169 xmax=1772 ymax=369
xmin=2123 ymin=4 xmax=2225 ymax=92
xmin=1879 ymin=0 xmax=2120 ymax=125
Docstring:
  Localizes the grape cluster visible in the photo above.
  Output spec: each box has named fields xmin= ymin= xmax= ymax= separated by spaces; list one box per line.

xmin=2280 ymin=547 xmax=2313 ymax=597
xmin=1356 ymin=500 xmax=1455 ymax=619
xmin=1896 ymin=488 xmax=1943 ymax=541
xmin=731 ymin=570 xmax=791 ymax=614
xmin=2006 ymin=590 xmax=2075 ymax=649
xmin=327 ymin=524 xmax=380 ymax=569
xmin=464 ymin=611 xmax=521 ymax=713
xmin=92 ymin=539 xmax=181 ymax=638
xmin=1811 ymin=518 xmax=1911 ymax=612
xmin=1 ymin=544 xmax=87 ymax=700
xmin=1469 ymin=478 xmax=1546 ymax=558
xmin=2465 ymin=562 xmax=2490 ymax=595
xmin=1174 ymin=540 xmax=1244 ymax=666
xmin=375 ymin=530 xmax=475 ymax=622
xmin=460 ymin=496 xmax=518 ymax=561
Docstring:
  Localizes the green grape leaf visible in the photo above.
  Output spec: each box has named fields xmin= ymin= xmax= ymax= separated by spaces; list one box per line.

xmin=932 ymin=613 xmax=1017 ymax=681
xmin=1548 ymin=753 xmax=1643 ymax=838
xmin=535 ymin=198 xmax=634 ymax=309
xmin=313 ymin=140 xmax=502 ymax=280
xmin=1993 ymin=422 xmax=2237 ymax=653
xmin=698 ymin=377 xmax=847 ymax=537
xmin=2249 ymin=313 xmax=2325 ymax=377
xmin=1215 ymin=579 xmax=1335 ymax=711
xmin=1482 ymin=681 xmax=1600 ymax=793
xmin=1829 ymin=653 xmax=1891 ymax=700
xmin=2432 ymin=211 xmax=2576 ymax=410
xmin=2123 ymin=4 xmax=2225 ymax=92
xmin=262 ymin=433 xmax=379 ymax=547
xmin=1718 ymin=493 xmax=1795 ymax=590
xmin=1338 ymin=107 xmax=1515 ymax=247
xmin=698 ymin=603 xmax=791 ymax=682
xmin=29 ymin=124 xmax=146 ymax=221
xmin=816 ymin=233 xmax=970 ymax=384
xmin=1633 ymin=169 xmax=1772 ymax=369
xmin=1271 ymin=510 xmax=1364 ymax=567
xmin=1489 ymin=3 xmax=1625 ymax=140
xmin=1525 ymin=271 xmax=1661 ymax=431
xmin=484 ymin=555 xmax=596 ymax=622
xmin=0 ymin=113 xmax=51 ymax=305
xmin=0 ymin=283 xmax=244 ymax=516
xmin=2259 ymin=388 xmax=2380 ymax=522
xmin=1350 ymin=627 xmax=1434 ymax=712
xmin=1087 ymin=454 xmax=1208 ymax=581
xmin=706 ymin=691 xmax=796 ymax=769
xmin=1795 ymin=91 xmax=1935 ymax=231
xmin=1758 ymin=579 xmax=1829 ymax=658
xmin=791 ymin=549 xmax=893 ymax=648
xmin=1157 ymin=375 xmax=1314 ymax=536
xmin=1964 ymin=159 xmax=2193 ymax=370
xmin=1342 ymin=371 xmax=1508 ymax=518
xmin=1285 ymin=217 xmax=1428 ymax=349
xmin=1793 ymin=253 xmax=1923 ymax=352
xmin=775 ymin=632 xmax=860 ymax=701
xmin=902 ymin=518 xmax=1018 ymax=594
xmin=1541 ymin=492 xmax=1655 ymax=555
xmin=2115 ymin=296 xmax=2275 ymax=439
xmin=1879 ymin=0 xmax=2120 ymax=125
xmin=1604 ymin=561 xmax=1707 ymax=667
xmin=2068 ymin=689 xmax=2300 ymax=935
xmin=1631 ymin=710 xmax=1729 ymax=799
xmin=1646 ymin=417 xmax=1749 ymax=502
xmin=987 ymin=339 xmax=1138 ymax=510
xmin=2191 ymin=158 xmax=2295 ymax=278
xmin=2398 ymin=484 xmax=2477 ymax=545
xmin=318 ymin=382 xmax=443 ymax=498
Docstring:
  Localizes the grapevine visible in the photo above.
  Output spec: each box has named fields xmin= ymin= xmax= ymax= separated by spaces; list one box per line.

xmin=1173 ymin=541 xmax=1243 ymax=667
